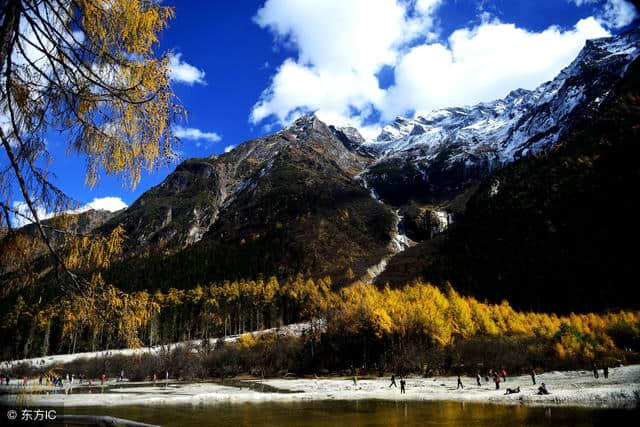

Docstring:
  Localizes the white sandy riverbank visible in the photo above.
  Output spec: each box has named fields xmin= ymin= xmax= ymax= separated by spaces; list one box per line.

xmin=1 ymin=365 xmax=638 ymax=409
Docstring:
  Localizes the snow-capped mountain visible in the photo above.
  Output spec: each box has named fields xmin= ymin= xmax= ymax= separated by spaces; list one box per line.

xmin=373 ymin=30 xmax=640 ymax=158
xmin=362 ymin=29 xmax=640 ymax=205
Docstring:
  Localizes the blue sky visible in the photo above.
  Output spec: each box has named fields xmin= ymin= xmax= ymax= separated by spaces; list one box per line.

xmin=5 ymin=0 xmax=639 ymax=222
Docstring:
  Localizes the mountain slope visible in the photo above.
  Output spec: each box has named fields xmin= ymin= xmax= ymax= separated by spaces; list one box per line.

xmin=378 ymin=56 xmax=640 ymax=312
xmin=102 ymin=117 xmax=397 ymax=290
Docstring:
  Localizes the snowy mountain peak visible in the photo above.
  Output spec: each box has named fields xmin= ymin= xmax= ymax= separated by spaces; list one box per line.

xmin=370 ymin=29 xmax=640 ymax=164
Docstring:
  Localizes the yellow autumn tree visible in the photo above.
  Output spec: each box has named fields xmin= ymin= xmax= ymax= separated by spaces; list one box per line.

xmin=0 ymin=0 xmax=181 ymax=294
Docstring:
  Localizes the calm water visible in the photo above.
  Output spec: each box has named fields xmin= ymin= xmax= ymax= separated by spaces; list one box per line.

xmin=54 ymin=400 xmax=637 ymax=426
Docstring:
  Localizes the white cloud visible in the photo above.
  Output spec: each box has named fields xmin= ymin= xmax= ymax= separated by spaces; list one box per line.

xmin=11 ymin=197 xmax=127 ymax=227
xmin=601 ymin=0 xmax=637 ymax=28
xmin=568 ymin=0 xmax=637 ymax=29
xmin=168 ymin=53 xmax=206 ymax=85
xmin=224 ymin=145 xmax=235 ymax=153
xmin=251 ymin=0 xmax=442 ymax=130
xmin=254 ymin=0 xmax=410 ymax=75
xmin=173 ymin=125 xmax=222 ymax=146
xmin=11 ymin=201 xmax=51 ymax=228
xmin=382 ymin=17 xmax=609 ymax=119
xmin=82 ymin=197 xmax=127 ymax=213
xmin=251 ymin=0 xmax=614 ymax=135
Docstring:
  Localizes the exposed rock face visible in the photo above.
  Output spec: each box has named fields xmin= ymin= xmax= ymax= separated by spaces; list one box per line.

xmin=402 ymin=205 xmax=454 ymax=241
xmin=103 ymin=115 xmax=373 ymax=247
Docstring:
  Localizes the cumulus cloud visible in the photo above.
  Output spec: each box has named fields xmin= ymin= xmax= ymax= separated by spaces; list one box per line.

xmin=251 ymin=0 xmax=442 ymax=131
xmin=251 ymin=0 xmax=614 ymax=136
xmin=168 ymin=53 xmax=206 ymax=85
xmin=601 ymin=0 xmax=638 ymax=28
xmin=382 ymin=17 xmax=609 ymax=119
xmin=173 ymin=125 xmax=222 ymax=147
xmin=569 ymin=0 xmax=637 ymax=29
xmin=82 ymin=197 xmax=127 ymax=213
xmin=12 ymin=197 xmax=127 ymax=228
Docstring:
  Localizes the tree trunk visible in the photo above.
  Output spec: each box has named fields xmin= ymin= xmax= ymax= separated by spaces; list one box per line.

xmin=22 ymin=322 xmax=36 ymax=359
xmin=0 ymin=0 xmax=21 ymax=73
xmin=41 ymin=320 xmax=51 ymax=356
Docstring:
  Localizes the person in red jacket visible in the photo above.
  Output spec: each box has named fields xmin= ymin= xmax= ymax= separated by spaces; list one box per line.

xmin=500 ymin=368 xmax=507 ymax=382
xmin=493 ymin=374 xmax=501 ymax=390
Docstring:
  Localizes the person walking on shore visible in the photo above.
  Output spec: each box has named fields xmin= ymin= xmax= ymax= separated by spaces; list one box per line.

xmin=603 ymin=364 xmax=609 ymax=379
xmin=389 ymin=374 xmax=397 ymax=388
xmin=592 ymin=363 xmax=599 ymax=379
xmin=493 ymin=374 xmax=501 ymax=390
xmin=476 ymin=373 xmax=481 ymax=386
xmin=457 ymin=375 xmax=464 ymax=390
xmin=400 ymin=378 xmax=406 ymax=394
xmin=501 ymin=368 xmax=507 ymax=382
xmin=531 ymin=369 xmax=536 ymax=385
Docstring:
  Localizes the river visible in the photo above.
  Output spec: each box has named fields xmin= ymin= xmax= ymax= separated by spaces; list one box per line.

xmin=53 ymin=400 xmax=637 ymax=426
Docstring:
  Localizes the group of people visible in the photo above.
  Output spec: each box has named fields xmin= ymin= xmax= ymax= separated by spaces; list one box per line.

xmin=1 ymin=369 xmax=173 ymax=389
xmin=47 ymin=375 xmax=67 ymax=387
xmin=1 ymin=372 xmax=112 ymax=388
xmin=474 ymin=368 xmax=508 ymax=390
xmin=44 ymin=373 xmax=97 ymax=387
xmin=389 ymin=374 xmax=406 ymax=394
xmin=456 ymin=368 xmax=550 ymax=396
xmin=458 ymin=369 xmax=505 ymax=390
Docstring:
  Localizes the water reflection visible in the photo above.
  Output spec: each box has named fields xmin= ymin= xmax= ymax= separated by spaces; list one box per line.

xmin=57 ymin=400 xmax=637 ymax=427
